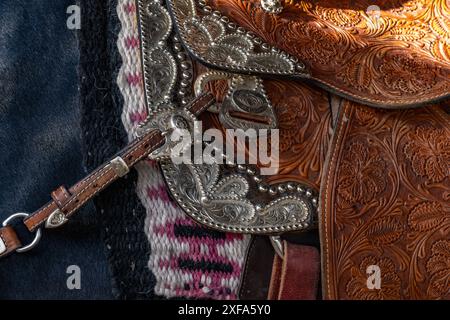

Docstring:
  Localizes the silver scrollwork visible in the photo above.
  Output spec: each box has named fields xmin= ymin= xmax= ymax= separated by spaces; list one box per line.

xmin=161 ymin=160 xmax=316 ymax=234
xmin=167 ymin=0 xmax=308 ymax=77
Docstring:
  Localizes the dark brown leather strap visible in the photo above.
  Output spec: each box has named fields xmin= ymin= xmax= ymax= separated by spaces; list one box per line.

xmin=268 ymin=241 xmax=320 ymax=300
xmin=239 ymin=236 xmax=275 ymax=300
xmin=0 ymin=93 xmax=215 ymax=259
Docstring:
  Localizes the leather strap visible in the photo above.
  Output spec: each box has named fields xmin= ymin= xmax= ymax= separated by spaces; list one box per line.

xmin=267 ymin=241 xmax=320 ymax=300
xmin=0 ymin=226 xmax=22 ymax=258
xmin=24 ymin=129 xmax=165 ymax=231
xmin=0 ymin=93 xmax=215 ymax=259
xmin=239 ymin=236 xmax=275 ymax=300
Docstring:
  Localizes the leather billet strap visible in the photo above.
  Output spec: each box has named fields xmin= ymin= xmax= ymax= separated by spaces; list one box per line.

xmin=0 ymin=93 xmax=215 ymax=259
xmin=267 ymin=241 xmax=320 ymax=300
xmin=239 ymin=236 xmax=321 ymax=300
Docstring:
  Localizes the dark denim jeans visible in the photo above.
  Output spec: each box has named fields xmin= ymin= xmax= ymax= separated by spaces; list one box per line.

xmin=0 ymin=0 xmax=112 ymax=299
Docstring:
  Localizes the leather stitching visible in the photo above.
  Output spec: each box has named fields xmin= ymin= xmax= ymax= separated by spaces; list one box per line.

xmin=323 ymin=102 xmax=350 ymax=299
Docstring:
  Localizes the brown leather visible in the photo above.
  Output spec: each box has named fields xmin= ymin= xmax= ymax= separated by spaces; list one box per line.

xmin=23 ymin=92 xmax=215 ymax=232
xmin=320 ymin=101 xmax=450 ymax=300
xmin=23 ymin=129 xmax=165 ymax=231
xmin=0 ymin=93 xmax=215 ymax=258
xmin=204 ymin=0 xmax=450 ymax=108
xmin=268 ymin=242 xmax=320 ymax=300
xmin=239 ymin=236 xmax=275 ymax=300
xmin=51 ymin=186 xmax=72 ymax=208
xmin=189 ymin=92 xmax=217 ymax=116
xmin=0 ymin=226 xmax=22 ymax=258
xmin=203 ymin=78 xmax=333 ymax=192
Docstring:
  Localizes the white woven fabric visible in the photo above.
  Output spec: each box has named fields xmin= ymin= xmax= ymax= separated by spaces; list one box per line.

xmin=116 ymin=0 xmax=249 ymax=299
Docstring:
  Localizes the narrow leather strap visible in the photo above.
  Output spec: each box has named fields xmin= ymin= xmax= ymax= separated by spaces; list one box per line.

xmin=0 ymin=226 xmax=22 ymax=258
xmin=268 ymin=242 xmax=320 ymax=300
xmin=189 ymin=93 xmax=216 ymax=116
xmin=23 ymin=128 xmax=165 ymax=231
xmin=0 ymin=93 xmax=215 ymax=258
xmin=239 ymin=236 xmax=275 ymax=300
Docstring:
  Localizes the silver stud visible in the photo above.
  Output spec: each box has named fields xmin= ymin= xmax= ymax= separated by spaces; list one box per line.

xmin=237 ymin=164 xmax=246 ymax=171
xmin=305 ymin=189 xmax=313 ymax=197
xmin=228 ymin=22 xmax=236 ymax=29
xmin=180 ymin=61 xmax=190 ymax=70
xmin=312 ymin=198 xmax=318 ymax=206
xmin=253 ymin=176 xmax=262 ymax=183
xmin=287 ymin=183 xmax=295 ymax=191
xmin=258 ymin=185 xmax=268 ymax=193
xmin=203 ymin=6 xmax=212 ymax=13
xmin=278 ymin=185 xmax=286 ymax=193
xmin=269 ymin=187 xmax=277 ymax=196
xmin=297 ymin=186 xmax=305 ymax=193
xmin=246 ymin=168 xmax=256 ymax=176
xmin=173 ymin=43 xmax=182 ymax=51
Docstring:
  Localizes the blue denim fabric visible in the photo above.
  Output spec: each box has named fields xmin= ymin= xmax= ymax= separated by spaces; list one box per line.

xmin=0 ymin=0 xmax=113 ymax=299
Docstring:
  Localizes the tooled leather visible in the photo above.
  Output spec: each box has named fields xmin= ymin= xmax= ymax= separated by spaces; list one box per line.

xmin=202 ymin=77 xmax=333 ymax=190
xmin=320 ymin=101 xmax=450 ymax=299
xmin=205 ymin=0 xmax=450 ymax=108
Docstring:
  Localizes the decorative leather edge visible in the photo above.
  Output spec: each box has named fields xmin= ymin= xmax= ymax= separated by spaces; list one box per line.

xmin=167 ymin=0 xmax=450 ymax=109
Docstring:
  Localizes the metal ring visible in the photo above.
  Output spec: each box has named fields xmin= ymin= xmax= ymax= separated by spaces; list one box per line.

xmin=2 ymin=213 xmax=42 ymax=253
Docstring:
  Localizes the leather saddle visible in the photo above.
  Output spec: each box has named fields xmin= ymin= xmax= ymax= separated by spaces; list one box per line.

xmin=136 ymin=0 xmax=450 ymax=300
xmin=0 ymin=0 xmax=447 ymax=300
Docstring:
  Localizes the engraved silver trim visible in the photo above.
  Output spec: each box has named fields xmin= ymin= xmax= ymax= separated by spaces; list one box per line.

xmin=110 ymin=156 xmax=130 ymax=177
xmin=167 ymin=0 xmax=309 ymax=77
xmin=137 ymin=0 xmax=317 ymax=234
xmin=138 ymin=0 xmax=177 ymax=112
xmin=261 ymin=0 xmax=283 ymax=15
xmin=194 ymin=71 xmax=278 ymax=131
xmin=161 ymin=160 xmax=316 ymax=234
xmin=45 ymin=209 xmax=68 ymax=229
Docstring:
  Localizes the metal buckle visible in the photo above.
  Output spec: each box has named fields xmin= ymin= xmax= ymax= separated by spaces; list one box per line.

xmin=2 ymin=213 xmax=42 ymax=253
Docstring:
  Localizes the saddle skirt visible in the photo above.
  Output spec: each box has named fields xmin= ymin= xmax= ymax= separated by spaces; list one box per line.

xmin=136 ymin=0 xmax=450 ymax=299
